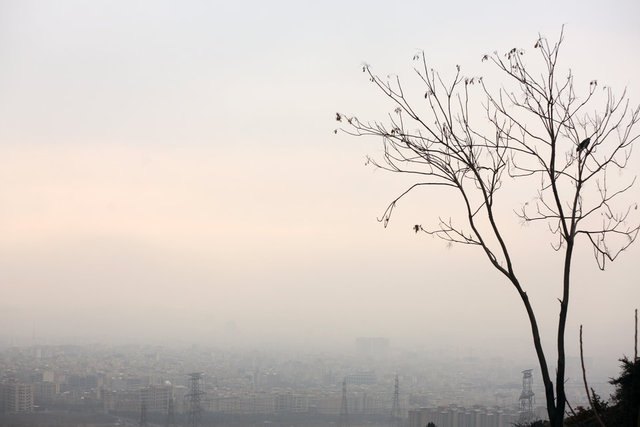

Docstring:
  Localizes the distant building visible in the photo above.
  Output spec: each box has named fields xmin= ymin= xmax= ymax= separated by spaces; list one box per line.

xmin=1 ymin=380 xmax=34 ymax=413
xmin=65 ymin=374 xmax=101 ymax=392
xmin=208 ymin=392 xmax=275 ymax=415
xmin=141 ymin=384 xmax=173 ymax=412
xmin=103 ymin=389 xmax=140 ymax=413
xmin=103 ymin=384 xmax=173 ymax=414
xmin=409 ymin=405 xmax=520 ymax=427
xmin=275 ymin=392 xmax=308 ymax=413
xmin=356 ymin=337 xmax=389 ymax=358
xmin=345 ymin=371 xmax=377 ymax=385
xmin=33 ymin=381 xmax=59 ymax=406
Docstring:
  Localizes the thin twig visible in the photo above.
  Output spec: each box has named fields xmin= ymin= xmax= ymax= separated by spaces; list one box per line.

xmin=565 ymin=398 xmax=577 ymax=417
xmin=580 ymin=325 xmax=606 ymax=427
xmin=635 ymin=308 xmax=638 ymax=361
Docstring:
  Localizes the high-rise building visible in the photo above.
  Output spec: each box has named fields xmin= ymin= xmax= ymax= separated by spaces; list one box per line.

xmin=33 ymin=381 xmax=59 ymax=406
xmin=1 ymin=380 xmax=34 ymax=413
xmin=141 ymin=383 xmax=173 ymax=412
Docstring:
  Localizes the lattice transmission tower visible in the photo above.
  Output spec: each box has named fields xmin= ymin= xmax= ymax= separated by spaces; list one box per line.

xmin=186 ymin=372 xmax=205 ymax=427
xmin=519 ymin=369 xmax=535 ymax=423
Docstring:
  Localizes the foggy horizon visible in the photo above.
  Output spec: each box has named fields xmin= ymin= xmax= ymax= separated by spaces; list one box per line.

xmin=2 ymin=0 xmax=639 ymax=407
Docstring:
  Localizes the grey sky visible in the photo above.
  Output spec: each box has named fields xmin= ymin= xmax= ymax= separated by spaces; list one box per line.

xmin=1 ymin=0 xmax=639 ymax=370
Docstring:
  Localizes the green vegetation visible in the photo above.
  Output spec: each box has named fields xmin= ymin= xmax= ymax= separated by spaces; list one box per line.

xmin=565 ymin=357 xmax=640 ymax=427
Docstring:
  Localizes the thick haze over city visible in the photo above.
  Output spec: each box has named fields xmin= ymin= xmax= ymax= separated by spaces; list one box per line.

xmin=1 ymin=0 xmax=639 ymax=373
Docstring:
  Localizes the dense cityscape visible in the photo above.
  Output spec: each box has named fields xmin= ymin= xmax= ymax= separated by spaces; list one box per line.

xmin=1 ymin=337 xmax=610 ymax=426
xmin=2 ymin=2 xmax=639 ymax=427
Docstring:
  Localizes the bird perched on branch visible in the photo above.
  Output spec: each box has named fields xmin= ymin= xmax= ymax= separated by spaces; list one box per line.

xmin=577 ymin=137 xmax=591 ymax=153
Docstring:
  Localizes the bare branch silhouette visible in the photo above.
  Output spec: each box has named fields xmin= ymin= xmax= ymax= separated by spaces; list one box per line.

xmin=580 ymin=325 xmax=607 ymax=427
xmin=338 ymin=27 xmax=639 ymax=427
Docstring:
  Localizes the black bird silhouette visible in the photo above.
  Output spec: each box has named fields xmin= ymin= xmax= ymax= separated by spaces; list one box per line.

xmin=577 ymin=137 xmax=591 ymax=152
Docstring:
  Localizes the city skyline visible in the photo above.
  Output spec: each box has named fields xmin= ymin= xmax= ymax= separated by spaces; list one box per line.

xmin=1 ymin=0 xmax=639 ymax=368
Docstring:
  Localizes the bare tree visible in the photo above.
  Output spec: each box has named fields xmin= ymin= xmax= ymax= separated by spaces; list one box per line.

xmin=337 ymin=28 xmax=639 ymax=427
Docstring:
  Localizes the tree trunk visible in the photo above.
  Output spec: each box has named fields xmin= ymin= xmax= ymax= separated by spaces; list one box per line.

xmin=514 ymin=282 xmax=557 ymax=425
xmin=552 ymin=240 xmax=575 ymax=427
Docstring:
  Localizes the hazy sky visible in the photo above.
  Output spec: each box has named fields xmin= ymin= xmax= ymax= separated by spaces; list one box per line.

xmin=1 ymin=0 xmax=639 ymax=370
